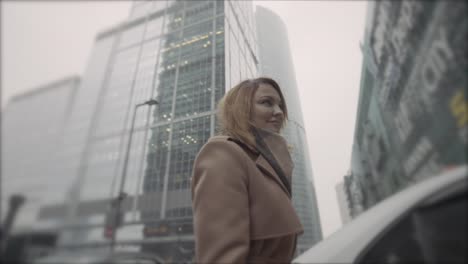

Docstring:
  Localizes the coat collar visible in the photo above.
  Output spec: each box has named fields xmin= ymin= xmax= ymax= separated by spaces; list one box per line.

xmin=253 ymin=128 xmax=294 ymax=197
xmin=225 ymin=128 xmax=294 ymax=197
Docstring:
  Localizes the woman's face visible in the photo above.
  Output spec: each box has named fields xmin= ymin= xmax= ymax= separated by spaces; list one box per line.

xmin=251 ymin=83 xmax=284 ymax=133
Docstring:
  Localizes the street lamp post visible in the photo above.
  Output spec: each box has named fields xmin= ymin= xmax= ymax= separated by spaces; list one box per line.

xmin=110 ymin=99 xmax=158 ymax=250
xmin=1 ymin=194 xmax=26 ymax=255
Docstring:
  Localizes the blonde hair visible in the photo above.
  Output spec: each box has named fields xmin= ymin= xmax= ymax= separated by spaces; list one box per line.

xmin=216 ymin=77 xmax=288 ymax=147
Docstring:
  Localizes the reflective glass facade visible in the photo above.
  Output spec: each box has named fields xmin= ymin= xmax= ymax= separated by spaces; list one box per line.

xmin=224 ymin=0 xmax=258 ymax=89
xmin=255 ymin=6 xmax=322 ymax=254
xmin=31 ymin=0 xmax=324 ymax=261
xmin=33 ymin=0 xmax=258 ymax=261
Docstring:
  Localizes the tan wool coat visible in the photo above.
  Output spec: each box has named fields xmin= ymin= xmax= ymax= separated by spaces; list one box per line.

xmin=191 ymin=130 xmax=304 ymax=263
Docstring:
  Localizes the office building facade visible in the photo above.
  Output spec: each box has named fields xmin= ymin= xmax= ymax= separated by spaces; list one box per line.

xmin=30 ymin=0 xmax=323 ymax=261
xmin=36 ymin=0 xmax=257 ymax=261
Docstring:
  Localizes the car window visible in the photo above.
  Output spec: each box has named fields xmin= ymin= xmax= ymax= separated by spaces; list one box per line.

xmin=412 ymin=193 xmax=467 ymax=263
xmin=357 ymin=192 xmax=467 ymax=263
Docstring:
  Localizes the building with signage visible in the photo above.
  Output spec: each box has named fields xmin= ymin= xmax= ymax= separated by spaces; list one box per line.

xmin=348 ymin=1 xmax=467 ymax=214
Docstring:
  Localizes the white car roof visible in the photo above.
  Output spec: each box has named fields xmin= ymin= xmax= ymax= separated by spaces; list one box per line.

xmin=294 ymin=165 xmax=468 ymax=263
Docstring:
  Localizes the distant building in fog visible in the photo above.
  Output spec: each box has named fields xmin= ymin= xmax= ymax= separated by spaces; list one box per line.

xmin=349 ymin=1 xmax=467 ymax=212
xmin=1 ymin=76 xmax=80 ymax=229
xmin=255 ymin=5 xmax=323 ymax=253
xmin=335 ymin=181 xmax=352 ymax=225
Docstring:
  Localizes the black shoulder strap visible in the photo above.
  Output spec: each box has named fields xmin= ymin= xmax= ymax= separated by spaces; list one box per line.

xmin=227 ymin=137 xmax=253 ymax=153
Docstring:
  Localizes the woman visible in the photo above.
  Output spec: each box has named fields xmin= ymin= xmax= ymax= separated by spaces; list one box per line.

xmin=191 ymin=77 xmax=303 ymax=263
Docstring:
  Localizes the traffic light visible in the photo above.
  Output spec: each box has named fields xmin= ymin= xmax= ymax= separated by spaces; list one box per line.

xmin=103 ymin=199 xmax=124 ymax=239
xmin=103 ymin=209 xmax=115 ymax=239
xmin=104 ymin=225 xmax=114 ymax=239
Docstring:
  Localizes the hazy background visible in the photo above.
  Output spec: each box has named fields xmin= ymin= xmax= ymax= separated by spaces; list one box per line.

xmin=1 ymin=1 xmax=367 ymax=237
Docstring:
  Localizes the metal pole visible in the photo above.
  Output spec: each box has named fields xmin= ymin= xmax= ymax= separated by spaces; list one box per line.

xmin=119 ymin=103 xmax=142 ymax=196
xmin=110 ymin=99 xmax=157 ymax=251
xmin=1 ymin=194 xmax=25 ymax=255
xmin=111 ymin=102 xmax=140 ymax=251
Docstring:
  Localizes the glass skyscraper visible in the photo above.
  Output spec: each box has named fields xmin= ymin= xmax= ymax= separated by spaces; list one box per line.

xmin=36 ymin=0 xmax=256 ymax=261
xmin=255 ymin=6 xmax=322 ymax=254
xmin=23 ymin=0 xmax=322 ymax=261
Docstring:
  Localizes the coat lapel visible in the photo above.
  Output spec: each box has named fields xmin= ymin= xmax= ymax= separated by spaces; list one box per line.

xmin=256 ymin=155 xmax=291 ymax=197
xmin=228 ymin=128 xmax=295 ymax=197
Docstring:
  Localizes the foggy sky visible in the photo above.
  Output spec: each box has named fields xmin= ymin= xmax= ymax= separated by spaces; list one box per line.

xmin=1 ymin=1 xmax=367 ymax=237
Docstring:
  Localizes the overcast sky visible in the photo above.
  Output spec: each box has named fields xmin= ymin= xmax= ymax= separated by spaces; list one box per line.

xmin=2 ymin=1 xmax=367 ymax=238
